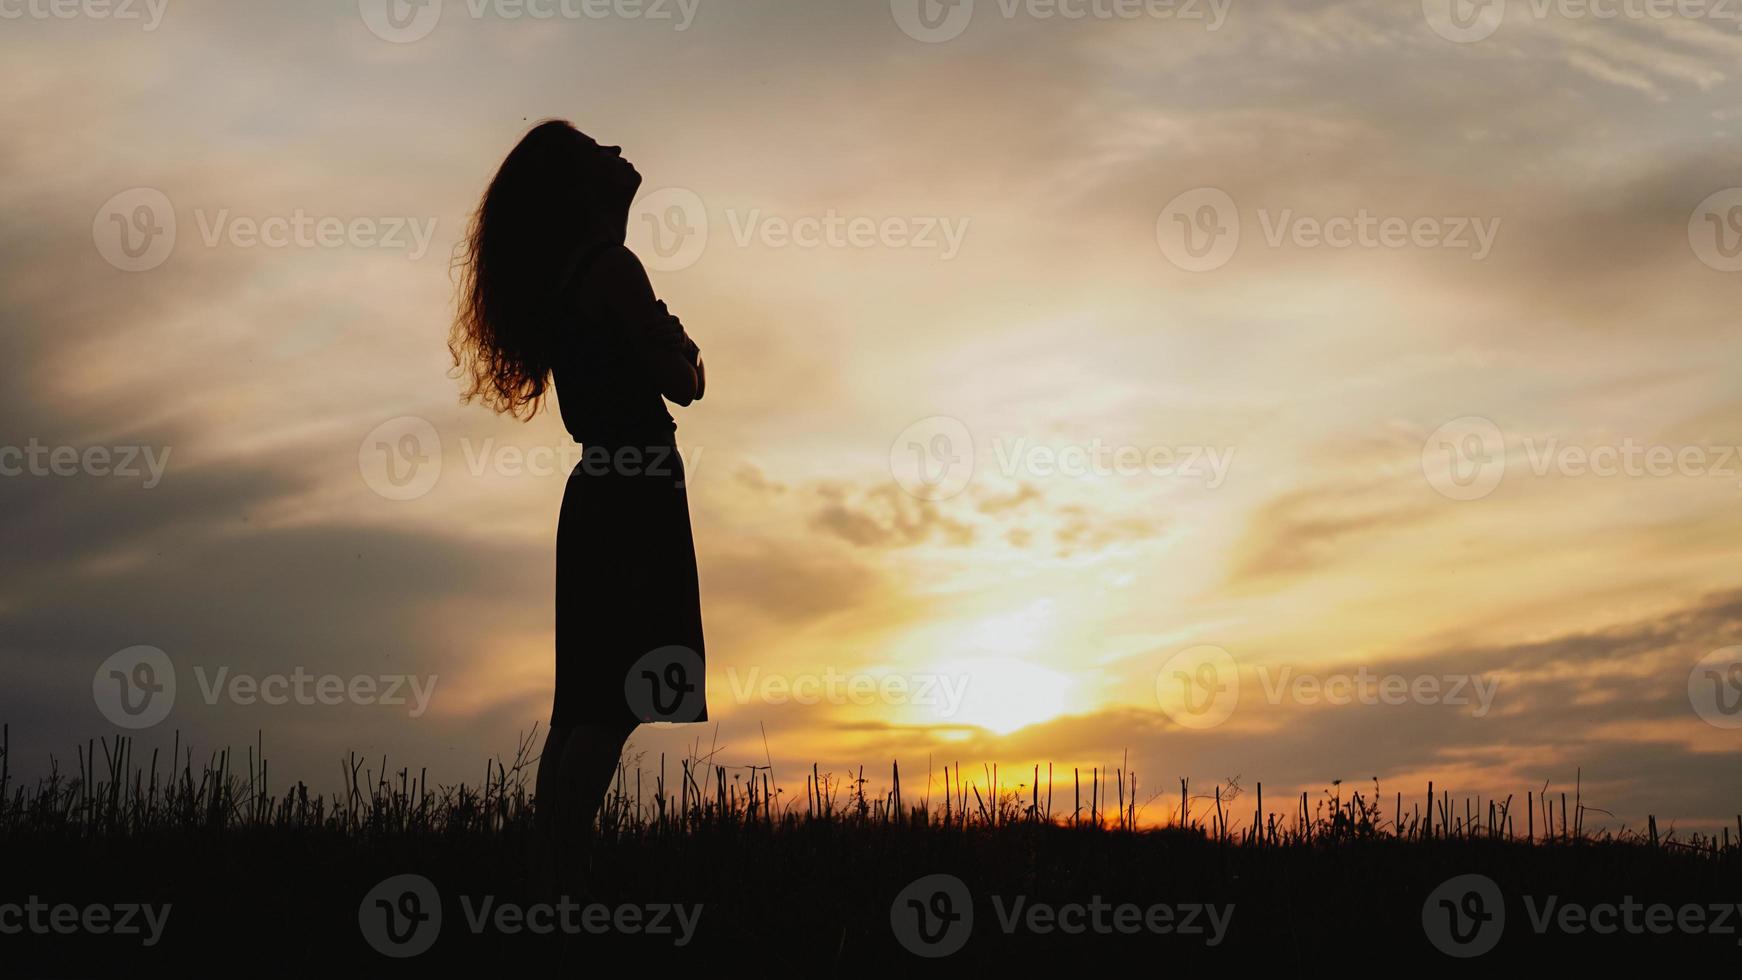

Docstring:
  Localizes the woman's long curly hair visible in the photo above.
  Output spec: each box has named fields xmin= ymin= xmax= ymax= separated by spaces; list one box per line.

xmin=451 ymin=120 xmax=621 ymax=420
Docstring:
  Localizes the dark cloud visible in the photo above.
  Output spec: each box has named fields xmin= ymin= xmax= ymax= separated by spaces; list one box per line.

xmin=1226 ymin=482 xmax=1432 ymax=587
xmin=808 ymin=478 xmax=1165 ymax=557
xmin=975 ymin=482 xmax=1042 ymax=515
xmin=700 ymin=540 xmax=880 ymax=626
xmin=809 ymin=482 xmax=977 ymax=548
xmin=1053 ymin=505 xmax=1161 ymax=557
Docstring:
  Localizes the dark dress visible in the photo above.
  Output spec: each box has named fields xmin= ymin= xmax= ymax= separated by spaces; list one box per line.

xmin=549 ymin=245 xmax=706 ymax=730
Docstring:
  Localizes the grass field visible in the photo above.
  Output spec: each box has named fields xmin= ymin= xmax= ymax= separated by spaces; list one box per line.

xmin=3 ymin=726 xmax=1739 ymax=971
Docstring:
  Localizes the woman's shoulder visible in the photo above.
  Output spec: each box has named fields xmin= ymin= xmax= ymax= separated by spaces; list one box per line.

xmin=588 ymin=244 xmax=657 ymax=302
xmin=558 ymin=243 xmax=656 ymax=313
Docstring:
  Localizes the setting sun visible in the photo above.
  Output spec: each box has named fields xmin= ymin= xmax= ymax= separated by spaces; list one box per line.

xmin=930 ymin=656 xmax=1076 ymax=735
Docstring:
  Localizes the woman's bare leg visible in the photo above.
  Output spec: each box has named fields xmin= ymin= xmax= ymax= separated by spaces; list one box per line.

xmin=531 ymin=723 xmax=571 ymax=900
xmin=533 ymin=720 xmax=636 ymax=897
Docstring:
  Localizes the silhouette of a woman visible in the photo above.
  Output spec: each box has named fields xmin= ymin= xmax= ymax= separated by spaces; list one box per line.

xmin=450 ymin=120 xmax=707 ymax=877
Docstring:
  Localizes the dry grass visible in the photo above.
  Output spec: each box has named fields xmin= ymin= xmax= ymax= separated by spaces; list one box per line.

xmin=3 ymin=724 xmax=1738 ymax=970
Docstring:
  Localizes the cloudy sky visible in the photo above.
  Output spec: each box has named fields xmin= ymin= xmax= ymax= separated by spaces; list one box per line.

xmin=3 ymin=0 xmax=1742 ymax=833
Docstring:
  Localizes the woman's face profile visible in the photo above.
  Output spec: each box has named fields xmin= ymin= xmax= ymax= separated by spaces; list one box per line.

xmin=575 ymin=131 xmax=641 ymax=201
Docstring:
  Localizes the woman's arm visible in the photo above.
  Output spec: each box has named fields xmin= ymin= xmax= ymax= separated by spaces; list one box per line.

xmin=587 ymin=244 xmax=703 ymax=406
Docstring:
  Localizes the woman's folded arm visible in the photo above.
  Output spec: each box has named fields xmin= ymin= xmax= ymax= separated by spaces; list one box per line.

xmin=587 ymin=244 xmax=703 ymax=406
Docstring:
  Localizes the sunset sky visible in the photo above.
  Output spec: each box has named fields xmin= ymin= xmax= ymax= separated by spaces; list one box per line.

xmin=4 ymin=0 xmax=1742 ymax=833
